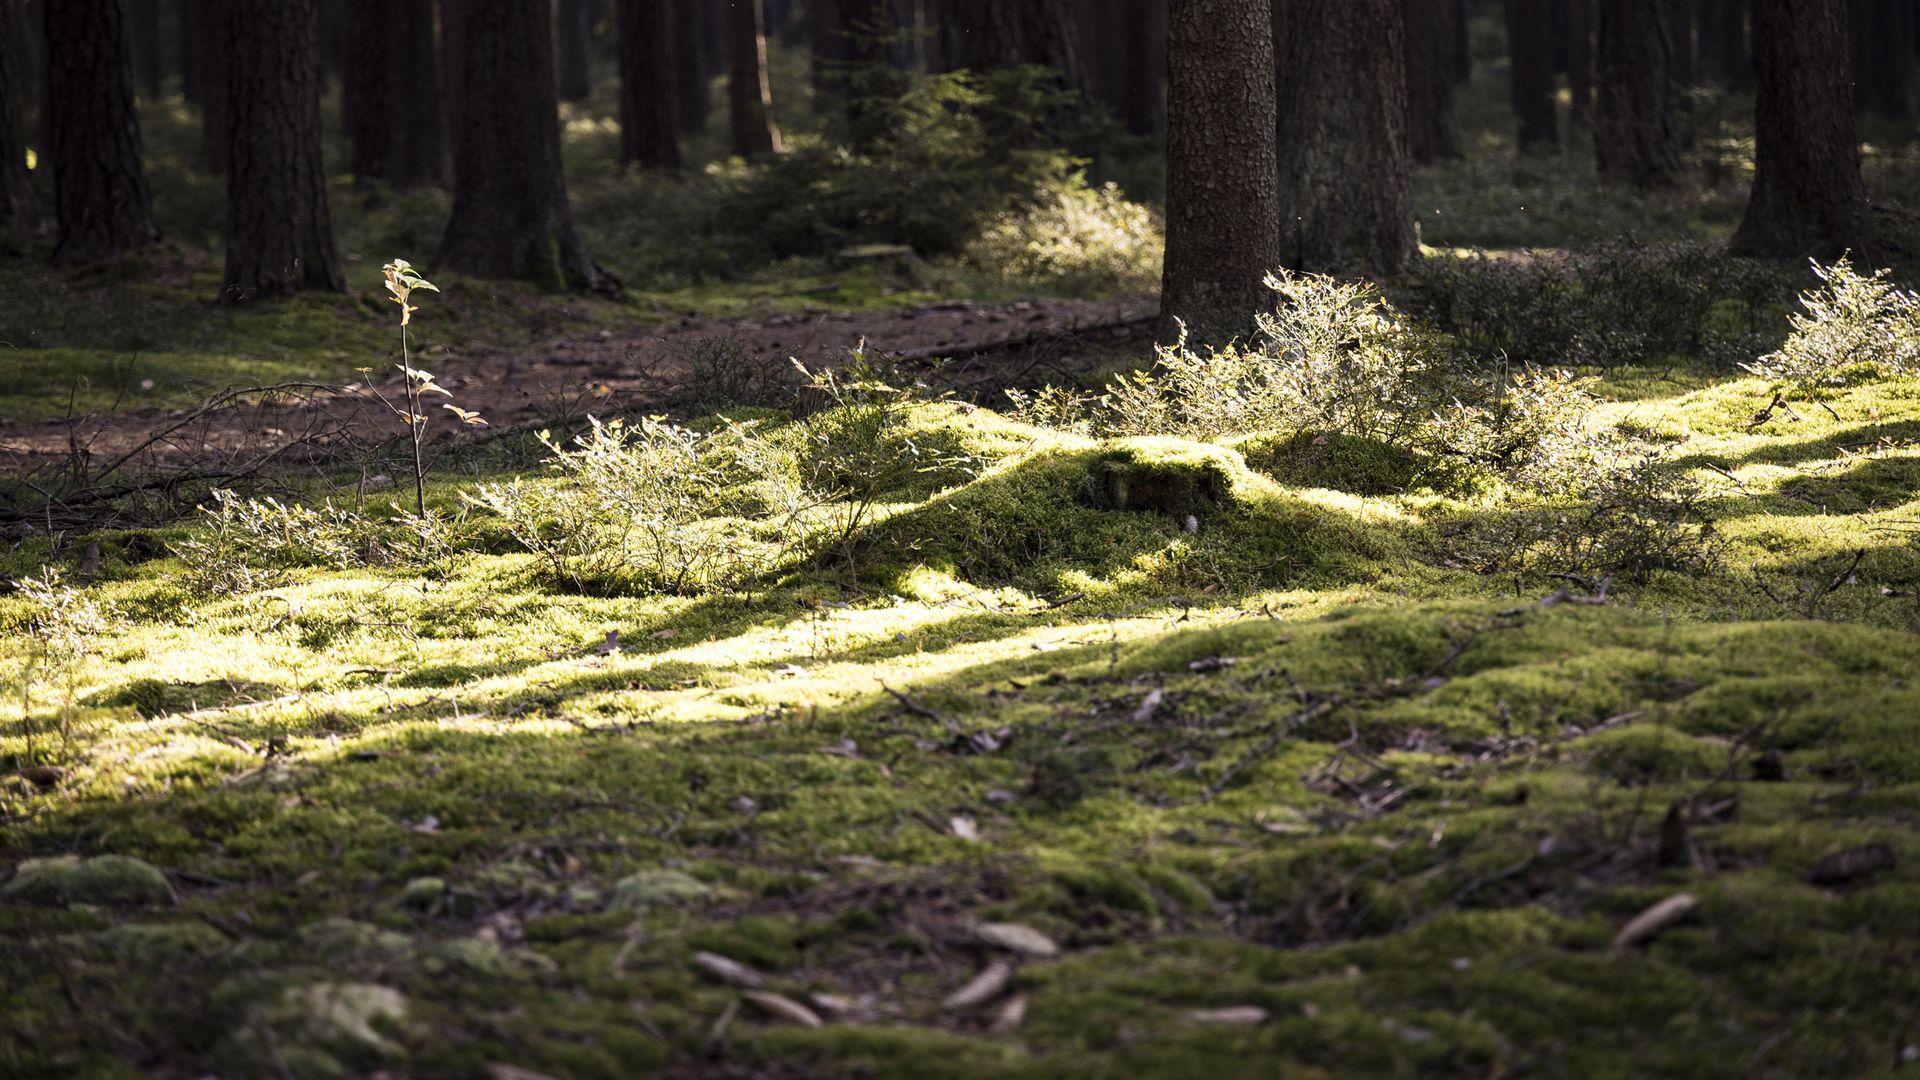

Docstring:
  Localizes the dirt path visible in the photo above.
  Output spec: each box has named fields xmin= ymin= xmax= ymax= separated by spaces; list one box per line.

xmin=0 ymin=296 xmax=1153 ymax=478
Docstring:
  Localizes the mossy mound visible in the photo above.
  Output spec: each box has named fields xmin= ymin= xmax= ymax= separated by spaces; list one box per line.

xmin=1233 ymin=430 xmax=1432 ymax=496
xmin=4 ymin=855 xmax=175 ymax=909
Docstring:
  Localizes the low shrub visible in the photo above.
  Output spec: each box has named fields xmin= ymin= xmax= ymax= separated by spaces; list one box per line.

xmin=1743 ymin=258 xmax=1920 ymax=396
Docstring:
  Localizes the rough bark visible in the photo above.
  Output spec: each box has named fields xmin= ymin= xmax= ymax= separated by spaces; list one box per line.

xmin=617 ymin=0 xmax=680 ymax=168
xmin=1160 ymin=0 xmax=1278 ymax=343
xmin=1406 ymin=0 xmax=1461 ymax=163
xmin=1567 ymin=0 xmax=1593 ymax=127
xmin=1506 ymin=0 xmax=1558 ymax=150
xmin=557 ymin=0 xmax=593 ymax=100
xmin=343 ymin=0 xmax=393 ymax=184
xmin=221 ymin=0 xmax=342 ymax=299
xmin=441 ymin=0 xmax=619 ymax=296
xmin=726 ymin=0 xmax=780 ymax=156
xmin=1273 ymin=0 xmax=1416 ymax=275
xmin=1593 ymin=0 xmax=1683 ymax=188
xmin=390 ymin=0 xmax=445 ymax=187
xmin=1 ymin=0 xmax=41 ymax=235
xmin=45 ymin=0 xmax=159 ymax=265
xmin=1729 ymin=0 xmax=1870 ymax=260
xmin=930 ymin=0 xmax=1083 ymax=92
xmin=1850 ymin=0 xmax=1913 ymax=120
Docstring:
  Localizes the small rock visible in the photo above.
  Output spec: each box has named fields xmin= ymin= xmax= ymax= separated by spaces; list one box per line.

xmin=1186 ymin=1006 xmax=1269 ymax=1026
xmin=4 ymin=854 xmax=175 ymax=908
xmin=943 ymin=960 xmax=1013 ymax=1011
xmin=742 ymin=990 xmax=822 ymax=1027
xmin=19 ymin=765 xmax=66 ymax=788
xmin=265 ymin=982 xmax=412 ymax=1058
xmin=1613 ymin=893 xmax=1699 ymax=950
xmin=692 ymin=950 xmax=767 ymax=988
xmin=607 ymin=869 xmax=713 ymax=910
xmin=975 ymin=922 xmax=1060 ymax=959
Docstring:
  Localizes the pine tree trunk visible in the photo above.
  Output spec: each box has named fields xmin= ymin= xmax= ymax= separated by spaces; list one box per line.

xmin=726 ymin=0 xmax=780 ymax=156
xmin=343 ymin=0 xmax=393 ymax=184
xmin=1850 ymin=0 xmax=1913 ymax=120
xmin=1274 ymin=0 xmax=1416 ymax=275
xmin=390 ymin=0 xmax=445 ymax=187
xmin=1452 ymin=0 xmax=1472 ymax=83
xmin=1160 ymin=0 xmax=1278 ymax=342
xmin=931 ymin=0 xmax=1083 ymax=91
xmin=1 ymin=0 xmax=42 ymax=237
xmin=1406 ymin=0 xmax=1461 ymax=163
xmin=45 ymin=0 xmax=160 ymax=265
xmin=221 ymin=0 xmax=342 ymax=299
xmin=1593 ymin=0 xmax=1683 ymax=188
xmin=131 ymin=0 xmax=161 ymax=97
xmin=1729 ymin=0 xmax=1870 ymax=259
xmin=558 ymin=0 xmax=593 ymax=100
xmin=1699 ymin=0 xmax=1747 ymax=90
xmin=441 ymin=0 xmax=619 ymax=296
xmin=672 ymin=0 xmax=711 ymax=133
xmin=1568 ymin=0 xmax=1593 ymax=128
xmin=1115 ymin=0 xmax=1167 ymax=137
xmin=1506 ymin=0 xmax=1559 ymax=150
xmin=617 ymin=0 xmax=680 ymax=167
xmin=1667 ymin=0 xmax=1692 ymax=86
xmin=180 ymin=0 xmax=200 ymax=102
xmin=199 ymin=0 xmax=229 ymax=173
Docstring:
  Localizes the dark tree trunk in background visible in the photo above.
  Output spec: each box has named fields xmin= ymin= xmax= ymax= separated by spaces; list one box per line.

xmin=1695 ymin=0 xmax=1747 ymax=89
xmin=390 ymin=0 xmax=445 ymax=187
xmin=132 ymin=0 xmax=160 ymax=97
xmin=726 ymin=0 xmax=780 ymax=156
xmin=672 ymin=0 xmax=711 ymax=132
xmin=1593 ymin=0 xmax=1683 ymax=187
xmin=1567 ymin=0 xmax=1593 ymax=127
xmin=199 ymin=0 xmax=229 ymax=173
xmin=1730 ymin=0 xmax=1870 ymax=259
xmin=1160 ymin=0 xmax=1278 ymax=343
xmin=1 ymin=1 xmax=41 ymax=237
xmin=222 ymin=0 xmax=342 ymax=299
xmin=1105 ymin=0 xmax=1166 ymax=136
xmin=558 ymin=0 xmax=593 ymax=100
xmin=1506 ymin=0 xmax=1558 ymax=150
xmin=180 ymin=0 xmax=200 ymax=102
xmin=931 ymin=0 xmax=1083 ymax=91
xmin=45 ymin=0 xmax=159 ymax=264
xmin=1667 ymin=0 xmax=1692 ymax=87
xmin=344 ymin=0 xmax=393 ymax=184
xmin=1406 ymin=0 xmax=1461 ymax=162
xmin=441 ymin=0 xmax=619 ymax=296
xmin=1452 ymin=0 xmax=1472 ymax=83
xmin=812 ymin=0 xmax=892 ymax=136
xmin=1850 ymin=0 xmax=1913 ymax=120
xmin=618 ymin=0 xmax=680 ymax=167
xmin=1274 ymin=0 xmax=1416 ymax=275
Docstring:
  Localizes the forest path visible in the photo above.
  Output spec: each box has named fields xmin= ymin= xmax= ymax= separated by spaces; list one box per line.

xmin=0 ymin=295 xmax=1154 ymax=479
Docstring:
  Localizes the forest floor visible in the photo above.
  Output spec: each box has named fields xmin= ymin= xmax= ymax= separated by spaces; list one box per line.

xmin=2 ymin=258 xmax=1919 ymax=1077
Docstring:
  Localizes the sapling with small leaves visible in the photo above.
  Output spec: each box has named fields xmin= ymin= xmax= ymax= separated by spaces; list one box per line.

xmin=366 ymin=259 xmax=487 ymax=516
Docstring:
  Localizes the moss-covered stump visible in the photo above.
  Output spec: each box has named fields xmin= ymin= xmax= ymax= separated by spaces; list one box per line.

xmin=1083 ymin=441 xmax=1242 ymax=519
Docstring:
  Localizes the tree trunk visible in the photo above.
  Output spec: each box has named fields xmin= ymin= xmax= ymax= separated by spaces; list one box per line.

xmin=1452 ymin=0 xmax=1472 ymax=83
xmin=1274 ymin=0 xmax=1416 ymax=275
xmin=617 ymin=0 xmax=680 ymax=167
xmin=1667 ymin=0 xmax=1692 ymax=87
xmin=45 ymin=0 xmax=159 ymax=265
xmin=180 ymin=0 xmax=200 ymax=102
xmin=1113 ymin=0 xmax=1166 ymax=136
xmin=1850 ymin=0 xmax=1913 ymax=120
xmin=199 ymin=0 xmax=229 ymax=173
xmin=131 ymin=0 xmax=161 ymax=98
xmin=343 ymin=0 xmax=393 ymax=184
xmin=1506 ymin=0 xmax=1558 ymax=150
xmin=1406 ymin=0 xmax=1461 ymax=163
xmin=1 ymin=0 xmax=41 ymax=237
xmin=1568 ymin=0 xmax=1593 ymax=128
xmin=390 ymin=0 xmax=445 ymax=187
xmin=1160 ymin=0 xmax=1278 ymax=343
xmin=672 ymin=0 xmax=711 ymax=132
xmin=1697 ymin=0 xmax=1747 ymax=90
xmin=1729 ymin=0 xmax=1870 ymax=259
xmin=931 ymin=0 xmax=1083 ymax=91
xmin=1593 ymin=0 xmax=1683 ymax=188
xmin=726 ymin=0 xmax=779 ymax=156
xmin=221 ymin=0 xmax=342 ymax=299
xmin=557 ymin=0 xmax=592 ymax=100
xmin=441 ymin=0 xmax=619 ymax=296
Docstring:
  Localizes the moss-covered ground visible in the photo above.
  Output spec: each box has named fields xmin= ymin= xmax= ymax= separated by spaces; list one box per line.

xmin=3 ymin=361 xmax=1919 ymax=1078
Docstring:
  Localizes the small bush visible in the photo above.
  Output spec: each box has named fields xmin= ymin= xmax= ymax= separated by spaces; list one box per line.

xmin=14 ymin=567 xmax=120 ymax=760
xmin=962 ymin=177 xmax=1162 ymax=296
xmin=1744 ymin=258 xmax=1920 ymax=396
xmin=172 ymin=490 xmax=375 ymax=594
